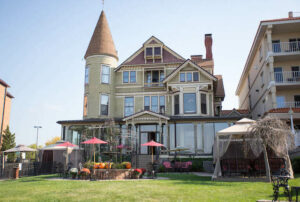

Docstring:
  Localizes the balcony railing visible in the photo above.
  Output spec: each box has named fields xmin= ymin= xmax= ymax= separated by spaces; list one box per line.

xmin=276 ymin=101 xmax=300 ymax=109
xmin=272 ymin=42 xmax=300 ymax=54
xmin=144 ymin=82 xmax=164 ymax=87
xmin=274 ymin=71 xmax=300 ymax=84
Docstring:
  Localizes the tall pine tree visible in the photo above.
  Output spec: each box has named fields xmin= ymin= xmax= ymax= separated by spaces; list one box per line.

xmin=1 ymin=126 xmax=16 ymax=151
xmin=1 ymin=127 xmax=16 ymax=162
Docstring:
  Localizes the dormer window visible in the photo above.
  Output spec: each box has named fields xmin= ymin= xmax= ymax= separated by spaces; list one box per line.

xmin=180 ymin=72 xmax=199 ymax=82
xmin=145 ymin=46 xmax=162 ymax=60
xmin=146 ymin=47 xmax=153 ymax=56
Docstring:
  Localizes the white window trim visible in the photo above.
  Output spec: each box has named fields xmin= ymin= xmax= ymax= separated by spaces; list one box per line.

xmin=100 ymin=93 xmax=109 ymax=116
xmin=85 ymin=66 xmax=89 ymax=84
xmin=100 ymin=64 xmax=110 ymax=84
xmin=123 ymin=96 xmax=135 ymax=117
xmin=179 ymin=71 xmax=200 ymax=83
xmin=123 ymin=71 xmax=137 ymax=84
xmin=143 ymin=95 xmax=165 ymax=113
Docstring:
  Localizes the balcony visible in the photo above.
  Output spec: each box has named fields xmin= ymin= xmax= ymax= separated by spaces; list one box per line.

xmin=276 ymin=101 xmax=300 ymax=109
xmin=272 ymin=42 xmax=300 ymax=55
xmin=144 ymin=82 xmax=164 ymax=88
xmin=274 ymin=71 xmax=300 ymax=85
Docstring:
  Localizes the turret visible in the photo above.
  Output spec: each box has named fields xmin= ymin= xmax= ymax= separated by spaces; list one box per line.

xmin=83 ymin=11 xmax=118 ymax=119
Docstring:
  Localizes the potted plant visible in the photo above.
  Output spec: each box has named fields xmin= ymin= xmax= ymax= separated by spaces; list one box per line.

xmin=132 ymin=168 xmax=142 ymax=179
xmin=79 ymin=168 xmax=91 ymax=180
xmin=70 ymin=168 xmax=78 ymax=179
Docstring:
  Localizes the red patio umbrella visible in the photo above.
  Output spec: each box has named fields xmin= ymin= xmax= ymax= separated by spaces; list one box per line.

xmin=81 ymin=137 xmax=108 ymax=169
xmin=141 ymin=140 xmax=164 ymax=164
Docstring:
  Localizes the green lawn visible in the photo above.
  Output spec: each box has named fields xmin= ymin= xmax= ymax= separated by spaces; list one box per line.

xmin=0 ymin=174 xmax=299 ymax=201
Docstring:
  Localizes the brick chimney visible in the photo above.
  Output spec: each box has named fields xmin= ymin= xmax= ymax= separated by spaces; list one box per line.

xmin=288 ymin=11 xmax=293 ymax=18
xmin=190 ymin=55 xmax=203 ymax=63
xmin=205 ymin=34 xmax=213 ymax=60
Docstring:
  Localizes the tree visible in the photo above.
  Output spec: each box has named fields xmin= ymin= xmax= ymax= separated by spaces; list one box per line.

xmin=27 ymin=144 xmax=43 ymax=160
xmin=1 ymin=126 xmax=16 ymax=162
xmin=247 ymin=116 xmax=295 ymax=181
xmin=45 ymin=136 xmax=61 ymax=146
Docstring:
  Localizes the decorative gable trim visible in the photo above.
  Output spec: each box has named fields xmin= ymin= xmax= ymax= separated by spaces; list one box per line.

xmin=163 ymin=59 xmax=217 ymax=83
xmin=122 ymin=110 xmax=170 ymax=121
xmin=115 ymin=36 xmax=185 ymax=72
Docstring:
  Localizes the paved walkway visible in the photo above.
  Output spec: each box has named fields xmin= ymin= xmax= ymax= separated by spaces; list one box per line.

xmin=47 ymin=176 xmax=170 ymax=182
xmin=192 ymin=172 xmax=213 ymax=177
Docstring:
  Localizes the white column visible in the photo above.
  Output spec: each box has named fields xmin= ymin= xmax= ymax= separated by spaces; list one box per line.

xmin=196 ymin=86 xmax=200 ymax=115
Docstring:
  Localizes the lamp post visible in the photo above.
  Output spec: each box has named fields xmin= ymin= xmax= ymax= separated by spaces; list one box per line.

xmin=288 ymin=108 xmax=295 ymax=134
xmin=34 ymin=126 xmax=42 ymax=162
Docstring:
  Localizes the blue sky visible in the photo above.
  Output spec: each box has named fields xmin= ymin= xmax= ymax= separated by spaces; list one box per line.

xmin=0 ymin=0 xmax=299 ymax=146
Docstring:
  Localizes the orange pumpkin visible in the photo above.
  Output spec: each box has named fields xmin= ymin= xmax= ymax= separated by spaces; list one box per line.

xmin=126 ymin=162 xmax=131 ymax=169
xmin=105 ymin=163 xmax=111 ymax=169
xmin=99 ymin=163 xmax=105 ymax=169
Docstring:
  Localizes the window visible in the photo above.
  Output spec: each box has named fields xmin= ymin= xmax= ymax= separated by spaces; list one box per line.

xmin=83 ymin=95 xmax=88 ymax=116
xmin=145 ymin=70 xmax=164 ymax=86
xmin=154 ymin=47 xmax=161 ymax=55
xmin=294 ymin=95 xmax=300 ymax=107
xmin=292 ymin=66 xmax=300 ymax=78
xmin=146 ymin=47 xmax=152 ymax=56
xmin=101 ymin=65 xmax=110 ymax=84
xmin=201 ymin=93 xmax=207 ymax=114
xmin=151 ymin=96 xmax=158 ymax=113
xmin=184 ymin=93 xmax=196 ymax=114
xmin=144 ymin=96 xmax=150 ymax=110
xmin=124 ymin=97 xmax=134 ymax=116
xmin=174 ymin=95 xmax=179 ymax=115
xmin=193 ymin=72 xmax=199 ymax=81
xmin=85 ymin=67 xmax=89 ymax=84
xmin=180 ymin=73 xmax=185 ymax=82
xmin=123 ymin=71 xmax=129 ymax=83
xmin=180 ymin=72 xmax=199 ymax=82
xmin=100 ymin=94 xmax=109 ymax=115
xmin=274 ymin=67 xmax=283 ymax=83
xmin=260 ymin=71 xmax=264 ymax=87
xmin=159 ymin=96 xmax=165 ymax=113
xmin=276 ymin=96 xmax=285 ymax=108
xmin=130 ymin=71 xmax=136 ymax=83
xmin=259 ymin=46 xmax=263 ymax=61
xmin=289 ymin=39 xmax=300 ymax=51
xmin=187 ymin=72 xmax=192 ymax=82
xmin=272 ymin=40 xmax=281 ymax=53
xmin=203 ymin=123 xmax=214 ymax=153
xmin=176 ymin=124 xmax=195 ymax=152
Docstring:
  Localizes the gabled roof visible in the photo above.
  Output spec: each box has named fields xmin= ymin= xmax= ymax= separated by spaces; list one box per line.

xmin=122 ymin=110 xmax=170 ymax=121
xmin=6 ymin=92 xmax=14 ymax=99
xmin=220 ymin=109 xmax=250 ymax=117
xmin=84 ymin=11 xmax=118 ymax=60
xmin=115 ymin=36 xmax=185 ymax=71
xmin=163 ymin=59 xmax=217 ymax=83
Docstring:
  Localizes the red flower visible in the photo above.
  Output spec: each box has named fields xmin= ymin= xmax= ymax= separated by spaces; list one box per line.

xmin=134 ymin=169 xmax=142 ymax=174
xmin=141 ymin=168 xmax=146 ymax=174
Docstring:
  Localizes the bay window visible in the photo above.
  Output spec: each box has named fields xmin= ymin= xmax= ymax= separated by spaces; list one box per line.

xmin=174 ymin=95 xmax=179 ymax=115
xmin=184 ymin=93 xmax=196 ymax=114
xmin=101 ymin=65 xmax=110 ymax=84
xmin=100 ymin=94 xmax=109 ymax=116
xmin=124 ymin=97 xmax=134 ymax=116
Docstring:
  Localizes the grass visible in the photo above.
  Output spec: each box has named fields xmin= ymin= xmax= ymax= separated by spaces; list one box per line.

xmin=0 ymin=174 xmax=299 ymax=201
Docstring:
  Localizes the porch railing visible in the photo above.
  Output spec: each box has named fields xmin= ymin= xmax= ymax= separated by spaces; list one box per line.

xmin=272 ymin=42 xmax=300 ymax=54
xmin=274 ymin=71 xmax=300 ymax=84
xmin=276 ymin=101 xmax=300 ymax=109
xmin=144 ymin=82 xmax=164 ymax=87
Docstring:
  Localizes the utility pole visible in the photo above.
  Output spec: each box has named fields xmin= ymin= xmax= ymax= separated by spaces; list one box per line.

xmin=34 ymin=126 xmax=42 ymax=162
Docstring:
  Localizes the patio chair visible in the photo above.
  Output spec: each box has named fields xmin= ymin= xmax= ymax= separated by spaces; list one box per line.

xmin=162 ymin=161 xmax=174 ymax=172
xmin=181 ymin=161 xmax=192 ymax=172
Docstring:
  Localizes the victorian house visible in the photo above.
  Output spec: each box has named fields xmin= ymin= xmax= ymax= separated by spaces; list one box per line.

xmin=57 ymin=10 xmax=248 ymax=167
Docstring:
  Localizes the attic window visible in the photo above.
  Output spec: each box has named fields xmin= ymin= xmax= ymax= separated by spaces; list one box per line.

xmin=154 ymin=47 xmax=161 ymax=55
xmin=146 ymin=48 xmax=153 ymax=56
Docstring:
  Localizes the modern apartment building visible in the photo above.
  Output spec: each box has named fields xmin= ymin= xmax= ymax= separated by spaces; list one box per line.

xmin=58 ymin=10 xmax=248 ymax=166
xmin=0 ymin=79 xmax=14 ymax=147
xmin=236 ymin=12 xmax=300 ymax=146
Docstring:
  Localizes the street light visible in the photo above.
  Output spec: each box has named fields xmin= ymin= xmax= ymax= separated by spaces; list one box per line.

xmin=288 ymin=108 xmax=295 ymax=134
xmin=34 ymin=126 xmax=42 ymax=162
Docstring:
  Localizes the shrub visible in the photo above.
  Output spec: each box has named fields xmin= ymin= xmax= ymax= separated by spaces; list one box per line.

xmin=292 ymin=157 xmax=300 ymax=173
xmin=83 ymin=161 xmax=93 ymax=170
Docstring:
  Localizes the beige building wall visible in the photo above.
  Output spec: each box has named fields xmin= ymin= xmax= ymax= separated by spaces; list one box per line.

xmin=0 ymin=84 xmax=12 ymax=135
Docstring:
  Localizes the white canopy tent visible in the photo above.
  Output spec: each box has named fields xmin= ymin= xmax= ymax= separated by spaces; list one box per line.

xmin=212 ymin=118 xmax=256 ymax=179
xmin=212 ymin=118 xmax=293 ymax=180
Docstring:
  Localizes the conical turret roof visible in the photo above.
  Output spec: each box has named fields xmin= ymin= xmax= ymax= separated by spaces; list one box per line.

xmin=84 ymin=11 xmax=118 ymax=60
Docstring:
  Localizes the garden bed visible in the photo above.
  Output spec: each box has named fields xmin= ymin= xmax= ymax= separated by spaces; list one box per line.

xmin=94 ymin=169 xmax=132 ymax=180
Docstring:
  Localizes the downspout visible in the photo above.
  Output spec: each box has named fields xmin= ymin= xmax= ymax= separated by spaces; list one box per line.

xmin=0 ymin=86 xmax=7 ymax=142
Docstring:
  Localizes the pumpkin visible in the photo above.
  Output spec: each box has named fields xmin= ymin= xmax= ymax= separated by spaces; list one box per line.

xmin=105 ymin=163 xmax=111 ymax=169
xmin=99 ymin=163 xmax=105 ymax=169
xmin=126 ymin=162 xmax=131 ymax=169
xmin=94 ymin=163 xmax=99 ymax=169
